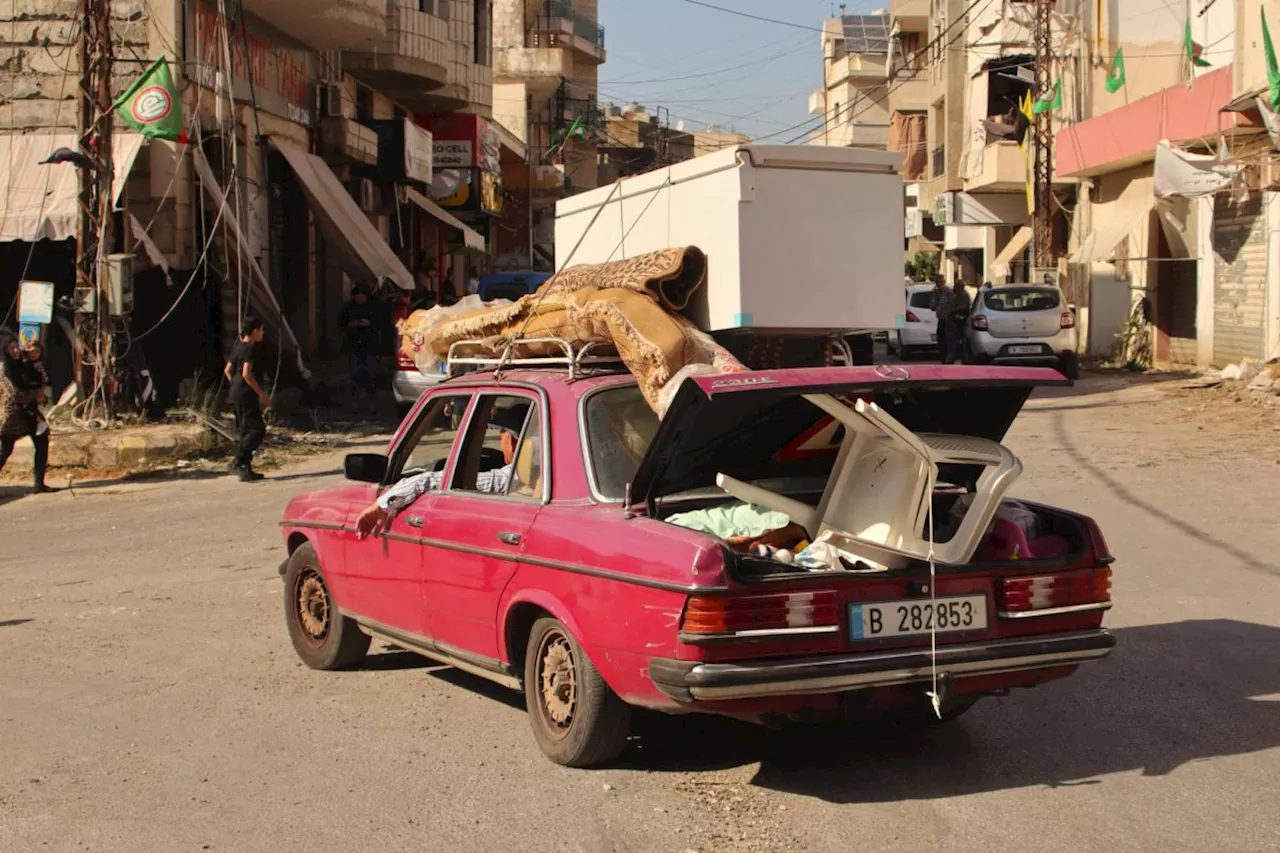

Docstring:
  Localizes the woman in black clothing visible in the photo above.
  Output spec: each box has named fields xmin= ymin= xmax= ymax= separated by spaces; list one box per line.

xmin=0 ymin=334 xmax=57 ymax=493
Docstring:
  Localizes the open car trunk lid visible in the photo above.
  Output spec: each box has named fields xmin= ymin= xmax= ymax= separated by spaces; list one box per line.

xmin=630 ymin=365 xmax=1069 ymax=511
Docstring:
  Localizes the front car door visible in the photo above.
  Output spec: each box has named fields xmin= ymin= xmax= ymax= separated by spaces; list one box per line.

xmin=341 ymin=392 xmax=472 ymax=638
xmin=421 ymin=389 xmax=547 ymax=662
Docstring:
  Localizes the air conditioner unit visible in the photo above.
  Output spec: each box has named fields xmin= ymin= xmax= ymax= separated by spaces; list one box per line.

xmin=356 ymin=178 xmax=376 ymax=211
xmin=322 ymin=83 xmax=343 ymax=118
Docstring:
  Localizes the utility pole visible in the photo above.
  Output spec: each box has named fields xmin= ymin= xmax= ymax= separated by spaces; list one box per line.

xmin=75 ymin=0 xmax=115 ymax=417
xmin=1031 ymin=0 xmax=1054 ymax=271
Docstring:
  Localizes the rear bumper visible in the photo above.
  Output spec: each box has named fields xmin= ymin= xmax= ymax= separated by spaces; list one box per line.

xmin=648 ymin=629 xmax=1114 ymax=703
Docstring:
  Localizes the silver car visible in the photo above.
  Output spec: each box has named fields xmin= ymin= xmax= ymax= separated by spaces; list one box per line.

xmin=392 ymin=348 xmax=447 ymax=417
xmin=963 ymin=284 xmax=1080 ymax=379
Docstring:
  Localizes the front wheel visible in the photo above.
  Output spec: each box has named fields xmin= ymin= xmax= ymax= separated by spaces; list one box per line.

xmin=283 ymin=544 xmax=370 ymax=670
xmin=524 ymin=617 xmax=631 ymax=768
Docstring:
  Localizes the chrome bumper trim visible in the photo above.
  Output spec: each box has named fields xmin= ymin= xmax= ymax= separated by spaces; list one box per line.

xmin=649 ymin=630 xmax=1114 ymax=702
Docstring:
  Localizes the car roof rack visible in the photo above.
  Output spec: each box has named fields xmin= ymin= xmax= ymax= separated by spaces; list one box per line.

xmin=445 ymin=337 xmax=626 ymax=380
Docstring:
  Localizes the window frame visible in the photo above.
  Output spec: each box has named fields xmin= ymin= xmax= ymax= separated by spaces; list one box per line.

xmin=448 ymin=386 xmax=551 ymax=505
xmin=384 ymin=391 xmax=475 ymax=490
xmin=578 ymin=379 xmax=654 ymax=504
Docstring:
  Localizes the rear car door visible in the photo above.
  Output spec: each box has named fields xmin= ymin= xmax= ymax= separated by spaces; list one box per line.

xmin=421 ymin=390 xmax=546 ymax=662
xmin=341 ymin=392 xmax=471 ymax=637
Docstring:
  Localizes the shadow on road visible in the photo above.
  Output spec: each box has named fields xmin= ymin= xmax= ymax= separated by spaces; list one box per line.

xmin=1050 ymin=411 xmax=1278 ymax=576
xmin=0 ymin=618 xmax=33 ymax=628
xmin=612 ymin=620 xmax=1280 ymax=800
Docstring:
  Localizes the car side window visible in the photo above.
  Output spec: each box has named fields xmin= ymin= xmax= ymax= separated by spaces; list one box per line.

xmin=392 ymin=394 xmax=472 ymax=484
xmin=450 ymin=394 xmax=542 ymax=499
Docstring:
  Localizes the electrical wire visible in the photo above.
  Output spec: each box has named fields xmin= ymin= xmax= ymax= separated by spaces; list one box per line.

xmin=677 ymin=0 xmax=831 ymax=34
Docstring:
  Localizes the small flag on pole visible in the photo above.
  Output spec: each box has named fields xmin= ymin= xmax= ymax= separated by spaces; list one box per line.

xmin=1185 ymin=17 xmax=1211 ymax=68
xmin=1019 ymin=91 xmax=1035 ymax=215
xmin=1105 ymin=48 xmax=1126 ymax=94
xmin=1264 ymin=8 xmax=1280 ymax=111
xmin=1032 ymin=79 xmax=1062 ymax=115
xmin=113 ymin=59 xmax=188 ymax=142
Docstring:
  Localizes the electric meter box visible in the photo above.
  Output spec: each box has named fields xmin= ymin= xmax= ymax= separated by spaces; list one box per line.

xmin=105 ymin=253 xmax=134 ymax=317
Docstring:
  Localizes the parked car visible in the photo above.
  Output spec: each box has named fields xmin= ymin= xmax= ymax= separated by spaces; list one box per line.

xmin=278 ymin=357 xmax=1115 ymax=767
xmin=895 ymin=283 xmax=939 ymax=359
xmin=391 ymin=347 xmax=446 ymax=418
xmin=964 ymin=284 xmax=1080 ymax=379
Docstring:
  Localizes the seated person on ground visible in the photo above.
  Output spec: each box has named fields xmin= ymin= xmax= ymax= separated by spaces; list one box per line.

xmin=356 ymin=404 xmax=528 ymax=538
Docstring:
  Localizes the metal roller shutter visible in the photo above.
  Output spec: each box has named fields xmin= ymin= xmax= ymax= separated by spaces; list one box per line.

xmin=1212 ymin=194 xmax=1267 ymax=365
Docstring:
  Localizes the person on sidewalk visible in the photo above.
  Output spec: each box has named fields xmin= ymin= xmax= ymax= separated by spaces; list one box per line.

xmin=223 ymin=316 xmax=270 ymax=482
xmin=340 ymin=284 xmax=379 ymax=411
xmin=0 ymin=334 xmax=57 ymax=494
xmin=930 ymin=274 xmax=959 ymax=364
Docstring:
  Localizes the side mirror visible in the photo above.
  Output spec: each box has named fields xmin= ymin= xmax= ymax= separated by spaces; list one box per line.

xmin=344 ymin=453 xmax=388 ymax=484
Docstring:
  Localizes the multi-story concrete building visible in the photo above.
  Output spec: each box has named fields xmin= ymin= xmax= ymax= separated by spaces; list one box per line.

xmin=0 ymin=0 xmax=505 ymax=397
xmin=807 ymin=14 xmax=892 ymax=149
xmin=595 ymin=105 xmax=748 ymax=185
xmin=492 ymin=0 xmax=605 ymax=267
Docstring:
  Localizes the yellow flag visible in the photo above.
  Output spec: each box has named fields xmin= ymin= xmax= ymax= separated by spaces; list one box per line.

xmin=1020 ymin=91 xmax=1035 ymax=214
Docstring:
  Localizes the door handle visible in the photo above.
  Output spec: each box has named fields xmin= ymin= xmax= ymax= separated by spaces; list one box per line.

xmin=406 ymin=516 xmax=425 ymax=528
xmin=497 ymin=531 xmax=521 ymax=546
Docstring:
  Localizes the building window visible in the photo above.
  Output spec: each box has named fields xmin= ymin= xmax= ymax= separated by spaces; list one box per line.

xmin=421 ymin=0 xmax=449 ymax=17
xmin=474 ymin=0 xmax=491 ymax=66
xmin=355 ymin=85 xmax=373 ymax=122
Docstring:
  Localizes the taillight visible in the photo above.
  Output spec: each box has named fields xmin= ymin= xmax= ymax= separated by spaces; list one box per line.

xmin=905 ymin=310 xmax=921 ymax=323
xmin=396 ymin=349 xmax=416 ymax=370
xmin=1060 ymin=311 xmax=1076 ymax=329
xmin=998 ymin=567 xmax=1111 ymax=616
xmin=681 ymin=591 xmax=838 ymax=638
xmin=971 ymin=315 xmax=988 ymax=331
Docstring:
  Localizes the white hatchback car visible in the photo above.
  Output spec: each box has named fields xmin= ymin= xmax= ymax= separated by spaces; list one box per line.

xmin=964 ymin=284 xmax=1079 ymax=379
xmin=895 ymin=283 xmax=940 ymax=359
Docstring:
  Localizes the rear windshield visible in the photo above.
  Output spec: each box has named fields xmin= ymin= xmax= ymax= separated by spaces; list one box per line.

xmin=983 ymin=287 xmax=1061 ymax=312
xmin=908 ymin=291 xmax=934 ymax=309
xmin=584 ymin=384 xmax=660 ymax=500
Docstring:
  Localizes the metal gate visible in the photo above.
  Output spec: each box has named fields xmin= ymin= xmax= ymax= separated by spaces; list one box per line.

xmin=1212 ymin=194 xmax=1267 ymax=365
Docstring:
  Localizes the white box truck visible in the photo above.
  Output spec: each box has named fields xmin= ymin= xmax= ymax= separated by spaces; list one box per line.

xmin=554 ymin=144 xmax=905 ymax=339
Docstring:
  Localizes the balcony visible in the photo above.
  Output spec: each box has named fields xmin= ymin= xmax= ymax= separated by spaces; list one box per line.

xmin=529 ymin=0 xmax=607 ymax=64
xmin=827 ymin=52 xmax=889 ymax=87
xmin=889 ymin=0 xmax=929 ymax=33
xmin=344 ymin=5 xmax=463 ymax=109
xmin=243 ymin=0 xmax=387 ymax=50
xmin=964 ymin=140 xmax=1027 ymax=192
xmin=888 ymin=67 xmax=929 ymax=111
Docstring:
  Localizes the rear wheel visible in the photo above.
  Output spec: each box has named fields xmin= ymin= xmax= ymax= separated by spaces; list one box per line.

xmin=1059 ymin=351 xmax=1080 ymax=380
xmin=895 ymin=334 xmax=913 ymax=361
xmin=524 ymin=617 xmax=631 ymax=768
xmin=283 ymin=544 xmax=370 ymax=670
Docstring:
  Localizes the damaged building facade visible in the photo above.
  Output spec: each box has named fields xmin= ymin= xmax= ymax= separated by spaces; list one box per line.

xmin=0 ymin=0 xmax=539 ymax=401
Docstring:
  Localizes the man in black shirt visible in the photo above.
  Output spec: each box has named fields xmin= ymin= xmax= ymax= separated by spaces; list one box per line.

xmin=224 ymin=316 xmax=270 ymax=482
xmin=340 ymin=284 xmax=379 ymax=410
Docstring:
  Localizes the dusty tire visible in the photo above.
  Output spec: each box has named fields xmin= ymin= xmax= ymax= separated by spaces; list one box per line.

xmin=283 ymin=543 xmax=370 ymax=670
xmin=1059 ymin=352 xmax=1080 ymax=380
xmin=524 ymin=617 xmax=631 ymax=768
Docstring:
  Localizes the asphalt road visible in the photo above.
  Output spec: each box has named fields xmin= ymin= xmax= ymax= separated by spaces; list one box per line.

xmin=2 ymin=375 xmax=1279 ymax=853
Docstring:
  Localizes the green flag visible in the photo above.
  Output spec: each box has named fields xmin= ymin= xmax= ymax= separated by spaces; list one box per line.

xmin=1264 ymin=9 xmax=1280 ymax=111
xmin=551 ymin=116 xmax=588 ymax=146
xmin=113 ymin=58 xmax=187 ymax=142
xmin=1032 ymin=79 xmax=1062 ymax=115
xmin=1105 ymin=48 xmax=1126 ymax=94
xmin=1185 ymin=18 xmax=1211 ymax=67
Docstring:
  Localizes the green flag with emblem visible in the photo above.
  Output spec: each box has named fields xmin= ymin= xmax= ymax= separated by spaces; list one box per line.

xmin=113 ymin=58 xmax=187 ymax=142
xmin=1032 ymin=79 xmax=1062 ymax=115
xmin=1105 ymin=48 xmax=1126 ymax=94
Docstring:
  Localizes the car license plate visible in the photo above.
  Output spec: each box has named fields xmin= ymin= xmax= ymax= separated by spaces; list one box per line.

xmin=850 ymin=595 xmax=987 ymax=640
xmin=1008 ymin=345 xmax=1042 ymax=355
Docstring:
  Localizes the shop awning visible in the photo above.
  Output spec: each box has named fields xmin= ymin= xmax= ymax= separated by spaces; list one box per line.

xmin=1069 ymin=176 xmax=1157 ymax=265
xmin=191 ymin=145 xmax=308 ymax=375
xmin=991 ymin=225 xmax=1032 ymax=278
xmin=269 ymin=140 xmax=414 ymax=290
xmin=404 ymin=187 xmax=486 ymax=251
xmin=0 ymin=132 xmax=146 ymax=242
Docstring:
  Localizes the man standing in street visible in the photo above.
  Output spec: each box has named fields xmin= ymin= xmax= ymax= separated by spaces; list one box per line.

xmin=340 ymin=284 xmax=379 ymax=411
xmin=930 ymin=274 xmax=958 ymax=364
xmin=224 ymin=316 xmax=270 ymax=482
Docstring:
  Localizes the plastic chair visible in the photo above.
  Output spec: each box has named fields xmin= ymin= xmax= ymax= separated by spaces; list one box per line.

xmin=716 ymin=395 xmax=1022 ymax=568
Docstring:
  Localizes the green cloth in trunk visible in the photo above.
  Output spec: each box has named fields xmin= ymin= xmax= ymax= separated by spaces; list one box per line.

xmin=666 ymin=501 xmax=792 ymax=540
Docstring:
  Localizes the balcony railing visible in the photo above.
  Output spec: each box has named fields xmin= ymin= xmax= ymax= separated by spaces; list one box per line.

xmin=539 ymin=0 xmax=605 ymax=49
xmin=931 ymin=145 xmax=946 ymax=179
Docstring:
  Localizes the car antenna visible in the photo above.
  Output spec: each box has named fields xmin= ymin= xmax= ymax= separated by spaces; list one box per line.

xmin=623 ymin=482 xmax=635 ymax=519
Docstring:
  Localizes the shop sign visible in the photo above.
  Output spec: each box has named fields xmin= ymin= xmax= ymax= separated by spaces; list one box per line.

xmin=186 ymin=1 xmax=316 ymax=127
xmin=419 ymin=114 xmax=500 ymax=171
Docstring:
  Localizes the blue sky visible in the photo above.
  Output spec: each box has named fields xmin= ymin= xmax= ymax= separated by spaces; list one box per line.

xmin=596 ymin=0 xmax=882 ymax=142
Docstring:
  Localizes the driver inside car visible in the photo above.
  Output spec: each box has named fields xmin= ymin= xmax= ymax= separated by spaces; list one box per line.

xmin=356 ymin=404 xmax=528 ymax=539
